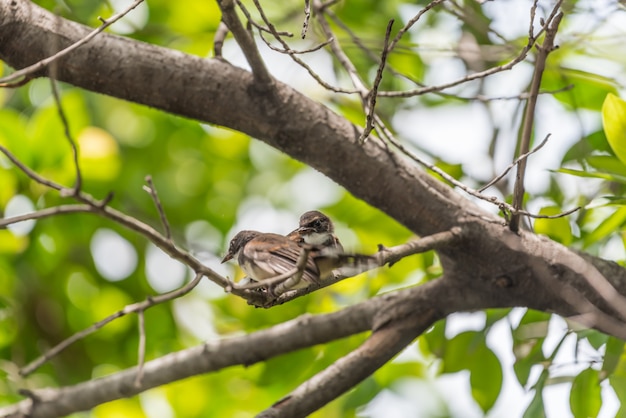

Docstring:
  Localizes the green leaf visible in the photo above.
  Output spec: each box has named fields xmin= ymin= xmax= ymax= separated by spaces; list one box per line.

xmin=570 ymin=368 xmax=601 ymax=418
xmin=544 ymin=68 xmax=618 ymax=111
xmin=534 ymin=206 xmax=573 ymax=245
xmin=469 ymin=345 xmax=503 ymax=412
xmin=587 ymin=155 xmax=626 ymax=177
xmin=485 ymin=308 xmax=511 ymax=328
xmin=440 ymin=331 xmax=503 ymax=412
xmin=610 ymin=375 xmax=626 ymax=417
xmin=562 ymin=130 xmax=612 ymax=163
xmin=583 ymin=206 xmax=626 ymax=248
xmin=443 ymin=331 xmax=483 ymax=373
xmin=581 ymin=330 xmax=608 ymax=351
xmin=602 ymin=336 xmax=625 ymax=379
xmin=523 ymin=370 xmax=548 ymax=418
xmin=602 ymin=93 xmax=626 ymax=166
xmin=422 ymin=319 xmax=447 ymax=358
xmin=512 ymin=310 xmax=549 ymax=387
xmin=556 ymin=167 xmax=626 ymax=184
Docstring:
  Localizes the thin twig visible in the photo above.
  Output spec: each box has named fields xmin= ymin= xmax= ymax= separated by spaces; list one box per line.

xmin=235 ymin=268 xmax=299 ymax=290
xmin=0 ymin=145 xmax=64 ymax=191
xmin=143 ymin=175 xmax=172 ymax=241
xmin=0 ymin=0 xmax=145 ymax=85
xmin=258 ymin=31 xmax=332 ymax=55
xmin=479 ymin=134 xmax=551 ymax=193
xmin=510 ymin=3 xmax=564 ymax=232
xmin=313 ymin=0 xmax=368 ymax=93
xmin=214 ymin=21 xmax=229 ymax=58
xmin=359 ymin=19 xmax=394 ymax=143
xmin=134 ymin=310 xmax=147 ymax=388
xmin=235 ymin=0 xmax=293 ymax=36
xmin=377 ymin=0 xmax=554 ymax=99
xmin=382 ymin=133 xmax=579 ymax=221
xmin=20 ymin=273 xmax=203 ymax=376
xmin=387 ymin=0 xmax=445 ymax=53
xmin=240 ymin=0 xmax=357 ymax=94
xmin=0 ymin=204 xmax=91 ymax=228
xmin=264 ymin=228 xmax=463 ymax=307
xmin=302 ymin=0 xmax=311 ymax=39
xmin=0 ymin=76 xmax=32 ymax=88
xmin=50 ymin=79 xmax=82 ymax=195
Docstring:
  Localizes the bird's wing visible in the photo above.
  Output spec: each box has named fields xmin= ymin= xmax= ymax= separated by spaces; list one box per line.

xmin=243 ymin=234 xmax=320 ymax=284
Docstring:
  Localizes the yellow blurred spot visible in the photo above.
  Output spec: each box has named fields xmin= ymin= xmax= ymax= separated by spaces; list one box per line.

xmin=0 ymin=169 xmax=17 ymax=207
xmin=77 ymin=127 xmax=120 ymax=181
xmin=91 ymin=286 xmax=133 ymax=336
xmin=93 ymin=397 xmax=145 ymax=418
xmin=0 ymin=230 xmax=28 ymax=254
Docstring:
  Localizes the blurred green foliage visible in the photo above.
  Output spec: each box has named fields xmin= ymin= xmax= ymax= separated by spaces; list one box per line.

xmin=1 ymin=0 xmax=626 ymax=417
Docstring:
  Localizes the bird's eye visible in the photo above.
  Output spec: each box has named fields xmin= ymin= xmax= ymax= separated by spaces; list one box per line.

xmin=313 ymin=220 xmax=322 ymax=228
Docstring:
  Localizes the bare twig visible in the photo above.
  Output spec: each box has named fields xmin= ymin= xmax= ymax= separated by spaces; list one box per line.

xmin=217 ymin=0 xmax=273 ymax=87
xmin=265 ymin=228 xmax=462 ymax=307
xmin=302 ymin=0 xmax=311 ymax=39
xmin=359 ymin=19 xmax=394 ymax=143
xmin=0 ymin=76 xmax=32 ymax=88
xmin=235 ymin=268 xmax=299 ymax=290
xmin=236 ymin=0 xmax=293 ymax=37
xmin=378 ymin=45 xmax=534 ymax=98
xmin=143 ymin=175 xmax=172 ymax=241
xmin=0 ymin=0 xmax=145 ymax=85
xmin=214 ymin=21 xmax=230 ymax=58
xmin=240 ymin=0 xmax=356 ymax=94
xmin=0 ymin=204 xmax=91 ymax=228
xmin=478 ymin=134 xmax=551 ymax=193
xmin=257 ymin=31 xmax=332 ymax=55
xmin=387 ymin=0 xmax=445 ymax=53
xmin=510 ymin=3 xmax=564 ymax=232
xmin=0 ymin=145 xmax=64 ymax=192
xmin=377 ymin=0 xmax=559 ymax=99
xmin=313 ymin=0 xmax=368 ymax=93
xmin=50 ymin=79 xmax=82 ymax=194
xmin=134 ymin=310 xmax=147 ymax=388
xmin=381 ymin=134 xmax=579 ymax=221
xmin=378 ymin=227 xmax=462 ymax=267
xmin=20 ymin=273 xmax=203 ymax=377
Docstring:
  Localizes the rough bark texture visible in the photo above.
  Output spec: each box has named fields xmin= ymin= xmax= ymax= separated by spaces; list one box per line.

xmin=1 ymin=1 xmax=626 ymax=417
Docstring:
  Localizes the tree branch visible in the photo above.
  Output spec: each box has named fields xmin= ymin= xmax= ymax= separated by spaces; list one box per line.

xmin=510 ymin=3 xmax=564 ymax=231
xmin=217 ymin=0 xmax=273 ymax=87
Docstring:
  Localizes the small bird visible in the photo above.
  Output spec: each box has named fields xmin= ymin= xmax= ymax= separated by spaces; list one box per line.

xmin=221 ymin=229 xmax=378 ymax=292
xmin=221 ymin=230 xmax=327 ymax=289
xmin=287 ymin=210 xmax=343 ymax=252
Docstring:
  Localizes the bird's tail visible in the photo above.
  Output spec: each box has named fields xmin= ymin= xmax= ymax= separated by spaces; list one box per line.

xmin=312 ymin=247 xmax=381 ymax=278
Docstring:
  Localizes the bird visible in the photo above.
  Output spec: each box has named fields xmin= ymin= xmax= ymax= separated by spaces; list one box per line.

xmin=287 ymin=210 xmax=343 ymax=252
xmin=221 ymin=229 xmax=378 ymax=292
xmin=221 ymin=230 xmax=327 ymax=289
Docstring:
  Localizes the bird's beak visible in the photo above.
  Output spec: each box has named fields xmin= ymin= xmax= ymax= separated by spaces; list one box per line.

xmin=221 ymin=253 xmax=233 ymax=263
